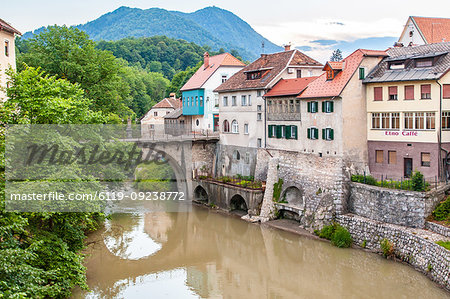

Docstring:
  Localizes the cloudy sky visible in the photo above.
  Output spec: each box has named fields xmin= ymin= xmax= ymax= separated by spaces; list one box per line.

xmin=3 ymin=0 xmax=449 ymax=61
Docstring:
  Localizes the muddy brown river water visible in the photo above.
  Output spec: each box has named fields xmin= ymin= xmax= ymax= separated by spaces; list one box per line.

xmin=72 ymin=206 xmax=450 ymax=298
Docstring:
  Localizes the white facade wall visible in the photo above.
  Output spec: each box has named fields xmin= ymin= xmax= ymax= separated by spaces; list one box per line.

xmin=398 ymin=18 xmax=426 ymax=46
xmin=0 ymin=30 xmax=17 ymax=101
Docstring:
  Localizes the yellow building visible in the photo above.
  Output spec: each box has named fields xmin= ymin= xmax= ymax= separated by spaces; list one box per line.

xmin=0 ymin=18 xmax=21 ymax=101
xmin=364 ymin=42 xmax=450 ymax=180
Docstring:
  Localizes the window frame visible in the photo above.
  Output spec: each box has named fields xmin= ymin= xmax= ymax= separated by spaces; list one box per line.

xmin=421 ymin=152 xmax=431 ymax=167
xmin=231 ymin=120 xmax=239 ymax=133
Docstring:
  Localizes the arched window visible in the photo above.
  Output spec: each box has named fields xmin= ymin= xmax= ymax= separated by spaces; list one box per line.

xmin=223 ymin=120 xmax=230 ymax=133
xmin=231 ymin=120 xmax=239 ymax=133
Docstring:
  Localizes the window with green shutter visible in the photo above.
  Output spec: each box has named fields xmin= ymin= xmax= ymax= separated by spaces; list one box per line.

xmin=292 ymin=126 xmax=298 ymax=139
xmin=323 ymin=128 xmax=334 ymax=140
xmin=276 ymin=125 xmax=282 ymax=138
xmin=359 ymin=67 xmax=365 ymax=80
xmin=285 ymin=125 xmax=291 ymax=139
xmin=323 ymin=101 xmax=334 ymax=113
xmin=307 ymin=128 xmax=311 ymax=139
xmin=307 ymin=102 xmax=311 ymax=112
xmin=268 ymin=125 xmax=273 ymax=138
xmin=308 ymin=101 xmax=319 ymax=113
xmin=314 ymin=128 xmax=319 ymax=139
xmin=308 ymin=127 xmax=318 ymax=139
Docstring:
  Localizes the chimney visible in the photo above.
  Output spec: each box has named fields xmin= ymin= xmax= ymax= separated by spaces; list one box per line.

xmin=169 ymin=93 xmax=176 ymax=99
xmin=284 ymin=44 xmax=291 ymax=51
xmin=204 ymin=52 xmax=210 ymax=68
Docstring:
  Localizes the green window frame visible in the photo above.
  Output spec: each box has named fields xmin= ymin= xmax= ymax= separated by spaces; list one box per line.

xmin=307 ymin=127 xmax=319 ymax=140
xmin=322 ymin=101 xmax=334 ymax=113
xmin=307 ymin=101 xmax=319 ymax=113
xmin=322 ymin=128 xmax=334 ymax=140
xmin=359 ymin=67 xmax=365 ymax=80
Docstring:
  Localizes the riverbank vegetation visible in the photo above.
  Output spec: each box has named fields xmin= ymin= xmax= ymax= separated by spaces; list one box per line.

xmin=314 ymin=223 xmax=353 ymax=248
xmin=198 ymin=174 xmax=263 ymax=189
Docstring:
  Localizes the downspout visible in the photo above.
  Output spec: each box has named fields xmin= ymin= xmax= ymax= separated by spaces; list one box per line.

xmin=437 ymin=79 xmax=445 ymax=181
xmin=263 ymin=91 xmax=267 ymax=148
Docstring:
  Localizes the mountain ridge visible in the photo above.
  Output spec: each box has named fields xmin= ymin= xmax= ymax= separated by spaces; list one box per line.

xmin=22 ymin=6 xmax=283 ymax=60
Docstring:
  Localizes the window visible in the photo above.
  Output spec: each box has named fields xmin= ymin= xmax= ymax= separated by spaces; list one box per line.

xmin=223 ymin=120 xmax=230 ymax=133
xmin=257 ymin=105 xmax=262 ymax=111
xmin=322 ymin=101 xmax=334 ymax=113
xmin=183 ymin=97 xmax=186 ymax=106
xmin=257 ymin=90 xmax=262 ymax=97
xmin=244 ymin=123 xmax=249 ymax=134
xmin=374 ymin=87 xmax=383 ymax=101
xmin=421 ymin=84 xmax=431 ymax=99
xmin=322 ymin=128 xmax=334 ymax=141
xmin=233 ymin=150 xmax=241 ymax=160
xmin=443 ymin=84 xmax=450 ymax=99
xmin=246 ymin=71 xmax=262 ymax=80
xmin=231 ymin=120 xmax=239 ymax=133
xmin=196 ymin=119 xmax=200 ymax=126
xmin=267 ymin=101 xmax=272 ymax=113
xmin=388 ymin=151 xmax=397 ymax=164
xmin=214 ymin=95 xmax=219 ymax=107
xmin=268 ymin=125 xmax=277 ymax=138
xmin=389 ymin=62 xmax=405 ymax=69
xmin=4 ymin=40 xmax=9 ymax=57
xmin=223 ymin=96 xmax=228 ymax=106
xmin=166 ymin=111 xmax=170 ymax=115
xmin=154 ymin=112 xmax=158 ymax=116
xmin=149 ymin=124 xmax=154 ymax=129
xmin=375 ymin=150 xmax=383 ymax=163
xmin=326 ymin=69 xmax=334 ymax=80
xmin=297 ymin=69 xmax=302 ymax=78
xmin=307 ymin=127 xmax=319 ymax=140
xmin=289 ymin=126 xmax=298 ymax=139
xmin=289 ymin=100 xmax=294 ymax=113
xmin=222 ymin=75 xmax=227 ymax=83
xmin=307 ymin=101 xmax=319 ymax=113
xmin=257 ymin=138 xmax=262 ymax=148
xmin=232 ymin=96 xmax=237 ymax=106
xmin=248 ymin=95 xmax=252 ymax=106
xmin=359 ymin=67 xmax=365 ymax=79
xmin=257 ymin=113 xmax=262 ymax=121
xmin=241 ymin=95 xmax=247 ymax=106
xmin=371 ymin=113 xmax=399 ymax=130
xmin=416 ymin=59 xmax=433 ymax=68
xmin=195 ymin=96 xmax=198 ymax=106
xmin=442 ymin=111 xmax=450 ymax=129
xmin=404 ymin=112 xmax=435 ymax=130
xmin=187 ymin=97 xmax=190 ymax=106
xmin=388 ymin=86 xmax=398 ymax=100
xmin=421 ymin=153 xmax=431 ymax=167
xmin=200 ymin=96 xmax=203 ymax=106
xmin=295 ymin=100 xmax=300 ymax=113
xmin=404 ymin=85 xmax=415 ymax=100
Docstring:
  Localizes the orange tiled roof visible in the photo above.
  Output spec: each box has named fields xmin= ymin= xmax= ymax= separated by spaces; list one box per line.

xmin=180 ymin=53 xmax=245 ymax=91
xmin=264 ymin=77 xmax=318 ymax=97
xmin=215 ymin=50 xmax=322 ymax=92
xmin=298 ymin=49 xmax=387 ymax=99
xmin=152 ymin=97 xmax=182 ymax=109
xmin=326 ymin=61 xmax=343 ymax=70
xmin=412 ymin=16 xmax=450 ymax=44
xmin=0 ymin=18 xmax=21 ymax=35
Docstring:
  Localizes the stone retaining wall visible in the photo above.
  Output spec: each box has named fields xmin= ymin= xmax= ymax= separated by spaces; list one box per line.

xmin=337 ymin=214 xmax=450 ymax=291
xmin=426 ymin=221 xmax=450 ymax=238
xmin=348 ymin=182 xmax=448 ymax=228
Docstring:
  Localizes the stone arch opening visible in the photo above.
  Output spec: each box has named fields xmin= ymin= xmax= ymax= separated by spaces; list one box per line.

xmin=278 ymin=209 xmax=301 ymax=221
xmin=230 ymin=194 xmax=248 ymax=213
xmin=194 ymin=185 xmax=208 ymax=203
xmin=282 ymin=186 xmax=304 ymax=206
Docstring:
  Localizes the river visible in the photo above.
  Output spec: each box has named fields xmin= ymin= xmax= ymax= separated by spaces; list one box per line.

xmin=72 ymin=205 xmax=449 ymax=298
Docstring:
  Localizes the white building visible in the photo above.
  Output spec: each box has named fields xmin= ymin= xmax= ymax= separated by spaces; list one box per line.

xmin=398 ymin=16 xmax=450 ymax=47
xmin=0 ymin=18 xmax=21 ymax=101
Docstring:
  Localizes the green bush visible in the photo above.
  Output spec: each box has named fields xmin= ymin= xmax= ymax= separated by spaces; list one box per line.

xmin=411 ymin=171 xmax=426 ymax=191
xmin=273 ymin=178 xmax=283 ymax=202
xmin=436 ymin=241 xmax=450 ymax=250
xmin=351 ymin=174 xmax=377 ymax=186
xmin=432 ymin=197 xmax=450 ymax=222
xmin=319 ymin=224 xmax=337 ymax=240
xmin=351 ymin=172 xmax=429 ymax=192
xmin=380 ymin=238 xmax=394 ymax=257
xmin=331 ymin=226 xmax=353 ymax=248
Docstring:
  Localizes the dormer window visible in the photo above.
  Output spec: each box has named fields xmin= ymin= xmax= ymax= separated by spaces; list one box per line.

xmin=416 ymin=59 xmax=433 ymax=68
xmin=326 ymin=69 xmax=334 ymax=80
xmin=246 ymin=71 xmax=262 ymax=80
xmin=389 ymin=61 xmax=405 ymax=70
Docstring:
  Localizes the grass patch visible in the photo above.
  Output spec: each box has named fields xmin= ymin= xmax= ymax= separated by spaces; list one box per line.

xmin=436 ymin=241 xmax=450 ymax=250
xmin=317 ymin=223 xmax=352 ymax=248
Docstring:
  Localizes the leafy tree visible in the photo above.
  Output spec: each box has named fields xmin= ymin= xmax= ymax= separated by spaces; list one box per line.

xmin=17 ymin=25 xmax=132 ymax=118
xmin=330 ymin=49 xmax=343 ymax=62
xmin=166 ymin=61 xmax=202 ymax=97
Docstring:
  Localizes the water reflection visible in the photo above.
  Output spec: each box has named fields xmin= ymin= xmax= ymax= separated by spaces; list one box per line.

xmin=73 ymin=207 xmax=450 ymax=299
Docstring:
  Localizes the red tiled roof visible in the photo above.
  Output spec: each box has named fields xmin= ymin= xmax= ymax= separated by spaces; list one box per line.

xmin=0 ymin=18 xmax=21 ymax=35
xmin=326 ymin=62 xmax=343 ymax=70
xmin=180 ymin=53 xmax=245 ymax=91
xmin=412 ymin=16 xmax=450 ymax=44
xmin=152 ymin=97 xmax=182 ymax=109
xmin=264 ymin=77 xmax=318 ymax=97
xmin=298 ymin=49 xmax=386 ymax=99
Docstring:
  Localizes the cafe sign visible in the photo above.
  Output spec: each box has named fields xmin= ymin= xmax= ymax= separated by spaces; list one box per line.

xmin=384 ymin=131 xmax=418 ymax=136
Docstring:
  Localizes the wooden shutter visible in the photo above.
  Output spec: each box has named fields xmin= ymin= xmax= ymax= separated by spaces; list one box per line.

xmin=285 ymin=125 xmax=291 ymax=139
xmin=293 ymin=126 xmax=298 ymax=139
xmin=405 ymin=85 xmax=414 ymax=100
xmin=421 ymin=84 xmax=431 ymax=93
xmin=307 ymin=128 xmax=311 ymax=139
xmin=307 ymin=102 xmax=311 ymax=112
xmin=388 ymin=86 xmax=397 ymax=95
xmin=276 ymin=125 xmax=281 ymax=138
xmin=322 ymin=102 xmax=326 ymax=112
xmin=322 ymin=128 xmax=326 ymax=140
xmin=330 ymin=129 xmax=334 ymax=140
xmin=314 ymin=128 xmax=318 ymax=139
xmin=268 ymin=125 xmax=273 ymax=138
xmin=330 ymin=101 xmax=334 ymax=112
xmin=374 ymin=87 xmax=382 ymax=101
xmin=443 ymin=84 xmax=450 ymax=99
xmin=313 ymin=102 xmax=318 ymax=112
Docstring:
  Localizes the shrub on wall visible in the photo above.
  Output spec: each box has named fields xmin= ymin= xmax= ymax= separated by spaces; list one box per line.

xmin=432 ymin=196 xmax=450 ymax=223
xmin=317 ymin=223 xmax=352 ymax=248
xmin=273 ymin=178 xmax=284 ymax=202
xmin=380 ymin=238 xmax=394 ymax=257
xmin=411 ymin=171 xmax=426 ymax=192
